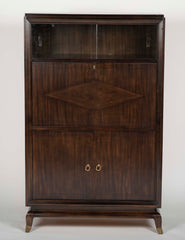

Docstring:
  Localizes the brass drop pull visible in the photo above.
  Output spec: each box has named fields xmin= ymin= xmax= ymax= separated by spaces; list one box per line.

xmin=85 ymin=164 xmax=91 ymax=172
xmin=96 ymin=164 xmax=102 ymax=172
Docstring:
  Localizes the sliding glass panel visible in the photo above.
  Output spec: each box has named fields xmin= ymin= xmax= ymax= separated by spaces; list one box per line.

xmin=32 ymin=24 xmax=157 ymax=60
xmin=32 ymin=24 xmax=96 ymax=59
xmin=97 ymin=25 xmax=157 ymax=59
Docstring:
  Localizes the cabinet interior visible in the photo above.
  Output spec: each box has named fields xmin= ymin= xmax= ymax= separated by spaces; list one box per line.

xmin=32 ymin=24 xmax=157 ymax=59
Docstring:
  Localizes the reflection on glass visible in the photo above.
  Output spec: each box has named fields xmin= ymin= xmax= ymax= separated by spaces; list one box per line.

xmin=32 ymin=24 xmax=157 ymax=59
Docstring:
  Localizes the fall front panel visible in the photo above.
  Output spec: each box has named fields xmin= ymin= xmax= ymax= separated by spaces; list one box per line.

xmin=32 ymin=62 xmax=157 ymax=128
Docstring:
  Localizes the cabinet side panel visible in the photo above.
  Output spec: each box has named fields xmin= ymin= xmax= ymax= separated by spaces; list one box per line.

xmin=25 ymin=18 xmax=32 ymax=205
xmin=155 ymin=19 xmax=165 ymax=206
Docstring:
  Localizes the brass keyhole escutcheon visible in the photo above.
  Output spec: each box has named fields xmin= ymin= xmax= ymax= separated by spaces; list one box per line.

xmin=96 ymin=164 xmax=102 ymax=172
xmin=85 ymin=164 xmax=91 ymax=172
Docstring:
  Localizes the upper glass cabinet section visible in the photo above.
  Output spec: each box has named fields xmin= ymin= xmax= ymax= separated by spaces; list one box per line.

xmin=31 ymin=24 xmax=157 ymax=59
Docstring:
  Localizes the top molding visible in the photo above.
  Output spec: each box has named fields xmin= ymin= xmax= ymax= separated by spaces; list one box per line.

xmin=25 ymin=14 xmax=165 ymax=25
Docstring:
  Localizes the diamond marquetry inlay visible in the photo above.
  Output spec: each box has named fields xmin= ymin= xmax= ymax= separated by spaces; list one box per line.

xmin=46 ymin=81 xmax=143 ymax=110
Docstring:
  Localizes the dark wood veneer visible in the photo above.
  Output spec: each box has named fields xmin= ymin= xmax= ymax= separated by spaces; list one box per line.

xmin=32 ymin=131 xmax=155 ymax=201
xmin=32 ymin=62 xmax=156 ymax=128
xmin=25 ymin=14 xmax=165 ymax=234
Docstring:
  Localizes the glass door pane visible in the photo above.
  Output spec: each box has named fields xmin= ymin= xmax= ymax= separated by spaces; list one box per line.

xmin=97 ymin=25 xmax=157 ymax=59
xmin=32 ymin=24 xmax=96 ymax=59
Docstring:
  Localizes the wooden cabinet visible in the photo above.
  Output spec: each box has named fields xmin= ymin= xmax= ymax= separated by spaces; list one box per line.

xmin=25 ymin=14 xmax=165 ymax=234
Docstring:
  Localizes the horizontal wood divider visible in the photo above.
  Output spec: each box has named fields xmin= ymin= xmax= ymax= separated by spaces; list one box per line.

xmin=31 ymin=126 xmax=156 ymax=132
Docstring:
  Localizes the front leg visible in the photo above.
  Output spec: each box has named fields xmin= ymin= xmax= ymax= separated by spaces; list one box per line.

xmin=153 ymin=210 xmax=163 ymax=234
xmin=25 ymin=211 xmax=34 ymax=232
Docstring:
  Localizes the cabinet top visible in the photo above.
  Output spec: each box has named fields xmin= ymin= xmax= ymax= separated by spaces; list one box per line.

xmin=25 ymin=14 xmax=164 ymax=24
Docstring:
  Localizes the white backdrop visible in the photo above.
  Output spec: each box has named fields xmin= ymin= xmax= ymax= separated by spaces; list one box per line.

xmin=0 ymin=0 xmax=185 ymax=239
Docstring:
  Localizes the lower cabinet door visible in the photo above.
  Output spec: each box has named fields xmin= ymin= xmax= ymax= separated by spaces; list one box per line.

xmin=32 ymin=131 xmax=156 ymax=201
